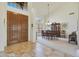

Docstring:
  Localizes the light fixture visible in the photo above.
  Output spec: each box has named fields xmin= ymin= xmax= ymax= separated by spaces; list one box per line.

xmin=48 ymin=3 xmax=50 ymax=18
xmin=69 ymin=12 xmax=75 ymax=15
xmin=46 ymin=3 xmax=51 ymax=25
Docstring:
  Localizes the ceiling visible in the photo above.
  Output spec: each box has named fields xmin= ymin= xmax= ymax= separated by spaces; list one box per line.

xmin=30 ymin=2 xmax=66 ymax=17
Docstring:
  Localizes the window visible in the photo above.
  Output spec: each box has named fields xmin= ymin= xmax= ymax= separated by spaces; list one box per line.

xmin=8 ymin=2 xmax=28 ymax=10
xmin=8 ymin=2 xmax=17 ymax=8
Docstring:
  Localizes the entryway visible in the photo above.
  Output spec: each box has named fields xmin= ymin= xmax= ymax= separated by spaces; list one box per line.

xmin=7 ymin=11 xmax=28 ymax=46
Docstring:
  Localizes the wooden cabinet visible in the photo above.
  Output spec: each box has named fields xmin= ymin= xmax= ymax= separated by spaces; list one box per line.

xmin=51 ymin=23 xmax=60 ymax=37
xmin=42 ymin=23 xmax=61 ymax=38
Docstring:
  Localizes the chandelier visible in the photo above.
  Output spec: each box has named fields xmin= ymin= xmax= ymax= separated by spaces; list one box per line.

xmin=46 ymin=3 xmax=52 ymax=25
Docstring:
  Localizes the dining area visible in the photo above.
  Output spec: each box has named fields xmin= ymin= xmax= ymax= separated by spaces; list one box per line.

xmin=41 ymin=23 xmax=62 ymax=40
xmin=41 ymin=22 xmax=78 ymax=45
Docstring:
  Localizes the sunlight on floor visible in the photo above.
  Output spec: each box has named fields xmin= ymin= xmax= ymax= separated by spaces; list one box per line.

xmin=37 ymin=36 xmax=79 ymax=57
xmin=0 ymin=41 xmax=72 ymax=57
xmin=5 ymin=42 xmax=34 ymax=55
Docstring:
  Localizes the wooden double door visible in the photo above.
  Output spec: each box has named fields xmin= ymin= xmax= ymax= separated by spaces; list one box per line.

xmin=7 ymin=11 xmax=28 ymax=46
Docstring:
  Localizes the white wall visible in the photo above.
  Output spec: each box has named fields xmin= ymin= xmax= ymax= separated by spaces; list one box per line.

xmin=48 ymin=3 xmax=78 ymax=38
xmin=77 ymin=3 xmax=79 ymax=46
xmin=0 ymin=3 xmax=7 ymax=51
xmin=30 ymin=8 xmax=37 ymax=42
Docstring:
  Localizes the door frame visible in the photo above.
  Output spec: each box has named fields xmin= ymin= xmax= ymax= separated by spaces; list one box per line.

xmin=7 ymin=11 xmax=28 ymax=46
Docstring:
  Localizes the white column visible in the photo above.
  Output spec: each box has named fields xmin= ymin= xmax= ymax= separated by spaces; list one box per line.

xmin=0 ymin=3 xmax=7 ymax=51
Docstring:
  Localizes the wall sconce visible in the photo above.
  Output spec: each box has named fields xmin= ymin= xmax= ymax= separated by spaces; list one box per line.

xmin=69 ymin=12 xmax=75 ymax=15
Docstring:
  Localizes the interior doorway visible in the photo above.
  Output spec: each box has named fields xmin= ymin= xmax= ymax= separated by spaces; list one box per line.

xmin=7 ymin=11 xmax=28 ymax=46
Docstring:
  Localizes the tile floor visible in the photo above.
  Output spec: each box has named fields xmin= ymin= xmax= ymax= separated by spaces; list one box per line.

xmin=0 ymin=41 xmax=72 ymax=57
xmin=0 ymin=35 xmax=79 ymax=57
xmin=37 ymin=36 xmax=79 ymax=57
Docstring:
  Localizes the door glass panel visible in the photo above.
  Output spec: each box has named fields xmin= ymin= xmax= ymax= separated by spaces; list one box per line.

xmin=12 ymin=25 xmax=21 ymax=31
xmin=12 ymin=24 xmax=21 ymax=39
